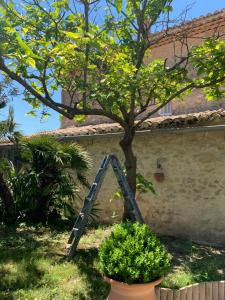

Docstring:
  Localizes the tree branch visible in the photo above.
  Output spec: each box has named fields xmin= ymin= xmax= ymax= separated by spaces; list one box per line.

xmin=0 ymin=56 xmax=73 ymax=119
xmin=0 ymin=56 xmax=126 ymax=127
xmin=135 ymin=75 xmax=225 ymax=129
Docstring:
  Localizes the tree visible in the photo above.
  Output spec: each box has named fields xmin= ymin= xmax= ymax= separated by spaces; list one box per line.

xmin=0 ymin=0 xmax=225 ymax=219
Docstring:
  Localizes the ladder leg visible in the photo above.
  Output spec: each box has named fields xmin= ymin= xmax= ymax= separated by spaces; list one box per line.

xmin=66 ymin=155 xmax=112 ymax=259
xmin=111 ymin=155 xmax=144 ymax=223
xmin=66 ymin=154 xmax=144 ymax=259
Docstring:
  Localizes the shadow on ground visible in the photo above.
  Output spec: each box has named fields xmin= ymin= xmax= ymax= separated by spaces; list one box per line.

xmin=160 ymin=235 xmax=225 ymax=288
xmin=0 ymin=226 xmax=60 ymax=299
xmin=71 ymin=247 xmax=109 ymax=300
xmin=0 ymin=225 xmax=109 ymax=300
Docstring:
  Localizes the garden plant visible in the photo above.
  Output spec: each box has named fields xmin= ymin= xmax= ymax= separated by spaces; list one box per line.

xmin=99 ymin=222 xmax=170 ymax=299
xmin=0 ymin=135 xmax=91 ymax=224
xmin=0 ymin=102 xmax=20 ymax=224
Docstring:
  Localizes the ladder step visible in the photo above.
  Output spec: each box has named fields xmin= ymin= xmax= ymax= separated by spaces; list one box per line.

xmin=86 ymin=196 xmax=92 ymax=202
xmin=66 ymin=243 xmax=71 ymax=255
xmin=73 ymin=228 xmax=79 ymax=234
xmin=88 ymin=183 xmax=97 ymax=196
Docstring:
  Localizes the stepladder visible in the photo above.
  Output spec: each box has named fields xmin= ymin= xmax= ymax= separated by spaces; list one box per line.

xmin=66 ymin=154 xmax=144 ymax=260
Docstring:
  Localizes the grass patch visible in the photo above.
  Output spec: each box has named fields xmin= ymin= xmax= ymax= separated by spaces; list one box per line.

xmin=161 ymin=235 xmax=225 ymax=289
xmin=0 ymin=225 xmax=225 ymax=299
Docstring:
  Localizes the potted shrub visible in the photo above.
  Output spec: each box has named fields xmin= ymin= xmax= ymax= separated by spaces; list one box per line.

xmin=99 ymin=222 xmax=170 ymax=300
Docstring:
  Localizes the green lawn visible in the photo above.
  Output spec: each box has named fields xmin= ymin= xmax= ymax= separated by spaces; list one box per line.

xmin=1 ymin=224 xmax=225 ymax=299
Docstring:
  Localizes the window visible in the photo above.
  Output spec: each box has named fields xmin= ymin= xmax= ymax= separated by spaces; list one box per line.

xmin=149 ymin=99 xmax=156 ymax=106
xmin=159 ymin=102 xmax=172 ymax=116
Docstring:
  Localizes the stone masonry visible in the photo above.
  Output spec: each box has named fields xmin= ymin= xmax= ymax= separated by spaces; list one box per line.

xmin=76 ymin=126 xmax=225 ymax=246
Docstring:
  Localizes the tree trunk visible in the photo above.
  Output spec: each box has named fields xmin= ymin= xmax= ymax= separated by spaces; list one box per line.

xmin=119 ymin=131 xmax=137 ymax=221
xmin=0 ymin=172 xmax=16 ymax=225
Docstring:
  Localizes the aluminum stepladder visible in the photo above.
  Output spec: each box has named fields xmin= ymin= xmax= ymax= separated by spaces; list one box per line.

xmin=66 ymin=154 xmax=144 ymax=260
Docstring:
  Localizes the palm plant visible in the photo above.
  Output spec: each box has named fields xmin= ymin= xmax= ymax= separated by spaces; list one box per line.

xmin=0 ymin=105 xmax=17 ymax=224
xmin=11 ymin=135 xmax=91 ymax=224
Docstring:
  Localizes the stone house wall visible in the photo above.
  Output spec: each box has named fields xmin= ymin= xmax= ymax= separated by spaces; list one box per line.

xmin=149 ymin=9 xmax=225 ymax=116
xmin=74 ymin=127 xmax=225 ymax=246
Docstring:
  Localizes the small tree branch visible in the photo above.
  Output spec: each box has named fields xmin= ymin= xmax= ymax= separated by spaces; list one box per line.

xmin=135 ymin=76 xmax=225 ymax=129
xmin=0 ymin=56 xmax=73 ymax=118
xmin=0 ymin=56 xmax=126 ymax=127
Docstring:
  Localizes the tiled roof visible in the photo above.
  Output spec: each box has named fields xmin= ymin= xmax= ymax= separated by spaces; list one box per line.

xmin=1 ymin=110 xmax=225 ymax=146
xmin=39 ymin=109 xmax=225 ymax=137
xmin=150 ymin=8 xmax=225 ymax=48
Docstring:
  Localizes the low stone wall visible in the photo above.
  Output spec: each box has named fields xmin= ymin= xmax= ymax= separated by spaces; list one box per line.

xmin=76 ymin=127 xmax=225 ymax=246
xmin=156 ymin=281 xmax=225 ymax=300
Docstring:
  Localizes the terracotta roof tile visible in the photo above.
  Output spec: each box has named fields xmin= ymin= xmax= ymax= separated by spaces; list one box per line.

xmin=1 ymin=110 xmax=225 ymax=146
xmin=28 ymin=109 xmax=225 ymax=137
xmin=150 ymin=8 xmax=225 ymax=48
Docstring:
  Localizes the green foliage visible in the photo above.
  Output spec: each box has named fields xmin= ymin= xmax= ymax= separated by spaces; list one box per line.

xmin=0 ymin=106 xmax=18 ymax=225
xmin=136 ymin=173 xmax=155 ymax=194
xmin=0 ymin=0 xmax=224 ymax=121
xmin=0 ymin=106 xmax=19 ymax=142
xmin=8 ymin=135 xmax=92 ymax=224
xmin=190 ymin=38 xmax=225 ymax=100
xmin=0 ymin=76 xmax=19 ymax=113
xmin=113 ymin=172 xmax=155 ymax=201
xmin=99 ymin=222 xmax=170 ymax=284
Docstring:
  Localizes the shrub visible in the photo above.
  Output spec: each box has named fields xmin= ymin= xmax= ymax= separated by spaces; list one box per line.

xmin=6 ymin=136 xmax=92 ymax=224
xmin=99 ymin=222 xmax=170 ymax=284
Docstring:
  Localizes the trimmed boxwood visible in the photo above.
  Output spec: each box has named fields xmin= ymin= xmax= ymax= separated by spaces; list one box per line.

xmin=99 ymin=222 xmax=170 ymax=284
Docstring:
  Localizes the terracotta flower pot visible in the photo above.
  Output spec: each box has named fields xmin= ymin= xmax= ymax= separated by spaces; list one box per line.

xmin=105 ymin=277 xmax=162 ymax=300
xmin=154 ymin=172 xmax=165 ymax=183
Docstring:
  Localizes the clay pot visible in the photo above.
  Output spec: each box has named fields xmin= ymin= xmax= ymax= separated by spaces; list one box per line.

xmin=154 ymin=172 xmax=165 ymax=183
xmin=105 ymin=277 xmax=162 ymax=300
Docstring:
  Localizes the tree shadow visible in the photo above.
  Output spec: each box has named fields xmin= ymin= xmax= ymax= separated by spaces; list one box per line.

xmin=0 ymin=226 xmax=56 ymax=297
xmin=0 ymin=293 xmax=14 ymax=300
xmin=160 ymin=235 xmax=225 ymax=283
xmin=71 ymin=247 xmax=109 ymax=300
xmin=0 ymin=225 xmax=109 ymax=299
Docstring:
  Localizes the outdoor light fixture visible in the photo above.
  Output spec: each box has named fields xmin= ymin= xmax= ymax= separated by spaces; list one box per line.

xmin=153 ymin=159 xmax=165 ymax=183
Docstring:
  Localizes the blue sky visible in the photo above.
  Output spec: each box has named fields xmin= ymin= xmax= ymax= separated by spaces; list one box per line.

xmin=1 ymin=0 xmax=225 ymax=135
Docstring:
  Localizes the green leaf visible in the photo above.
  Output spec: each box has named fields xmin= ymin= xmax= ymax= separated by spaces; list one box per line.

xmin=26 ymin=57 xmax=36 ymax=68
xmin=16 ymin=36 xmax=43 ymax=60
xmin=164 ymin=5 xmax=173 ymax=12
xmin=136 ymin=173 xmax=155 ymax=194
xmin=26 ymin=110 xmax=37 ymax=117
xmin=16 ymin=36 xmax=32 ymax=54
xmin=113 ymin=191 xmax=122 ymax=200
xmin=0 ymin=6 xmax=6 ymax=15
xmin=73 ymin=115 xmax=86 ymax=123
xmin=115 ymin=0 xmax=123 ymax=13
xmin=62 ymin=31 xmax=82 ymax=40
